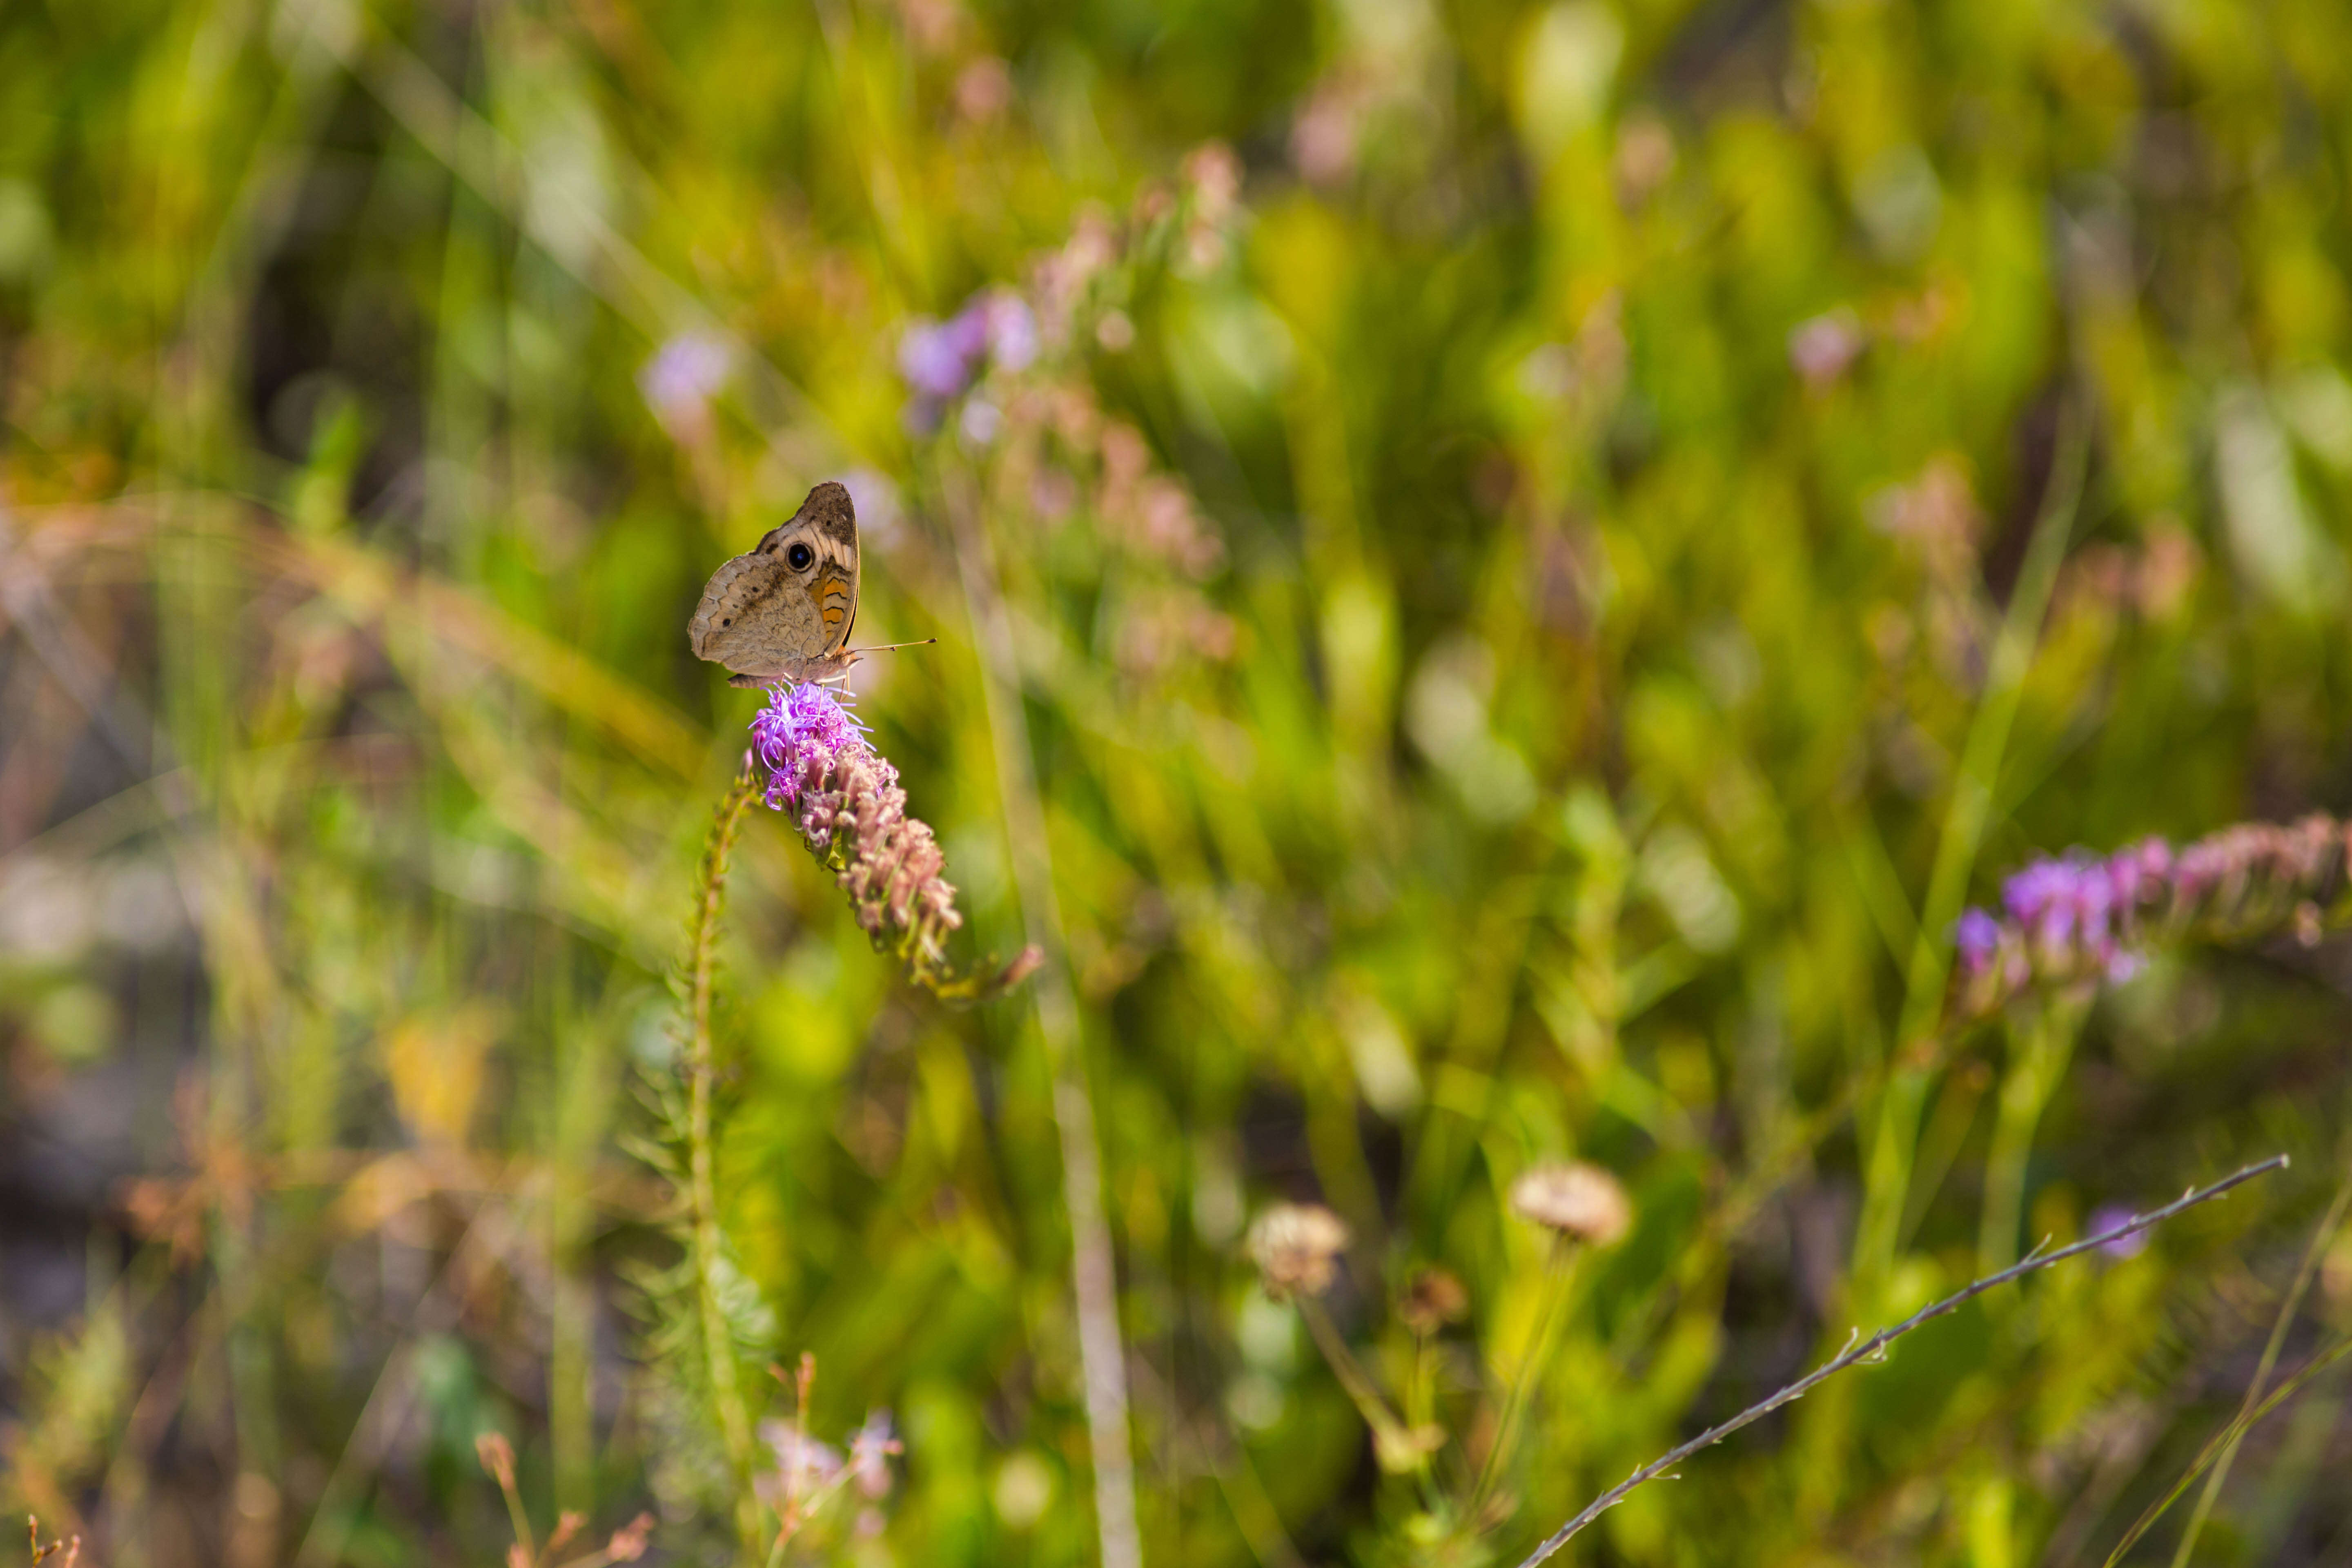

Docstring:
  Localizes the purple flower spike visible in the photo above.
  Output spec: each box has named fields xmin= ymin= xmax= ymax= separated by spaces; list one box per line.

xmin=746 ymin=683 xmax=1036 ymax=1000
xmin=750 ymin=683 xmax=953 ymax=956
xmin=1952 ymin=812 xmax=2352 ymax=1021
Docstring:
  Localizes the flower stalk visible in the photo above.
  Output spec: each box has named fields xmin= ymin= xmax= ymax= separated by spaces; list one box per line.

xmin=687 ymin=768 xmax=763 ymax=1557
xmin=1470 ymin=1164 xmax=1633 ymax=1515
xmin=1299 ymin=1298 xmax=1441 ymax=1474
xmin=1246 ymin=1203 xmax=1438 ymax=1474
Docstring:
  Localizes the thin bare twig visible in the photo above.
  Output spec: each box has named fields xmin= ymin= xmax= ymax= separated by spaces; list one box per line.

xmin=1514 ymin=1155 xmax=2289 ymax=1568
xmin=27 ymin=1515 xmax=82 ymax=1566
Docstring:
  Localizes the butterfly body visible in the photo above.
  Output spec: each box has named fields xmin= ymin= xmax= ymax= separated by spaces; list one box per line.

xmin=689 ymin=481 xmax=862 ymax=687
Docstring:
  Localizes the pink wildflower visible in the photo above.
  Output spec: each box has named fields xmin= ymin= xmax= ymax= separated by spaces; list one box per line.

xmin=756 ymin=1419 xmax=844 ymax=1510
xmin=849 ymin=1410 xmax=901 ymax=1499
xmin=1953 ymin=814 xmax=2352 ymax=1019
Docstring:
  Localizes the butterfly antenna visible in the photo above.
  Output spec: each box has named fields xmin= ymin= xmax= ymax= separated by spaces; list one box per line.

xmin=846 ymin=638 xmax=938 ymax=656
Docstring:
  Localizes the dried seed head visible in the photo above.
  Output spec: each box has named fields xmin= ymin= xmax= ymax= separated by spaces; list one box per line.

xmin=1508 ymin=1161 xmax=1632 ymax=1245
xmin=1398 ymin=1267 xmax=1469 ymax=1335
xmin=1247 ymin=1202 xmax=1350 ymax=1301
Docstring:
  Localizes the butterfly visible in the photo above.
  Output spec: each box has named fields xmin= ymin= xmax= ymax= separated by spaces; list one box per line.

xmin=688 ymin=480 xmax=929 ymax=688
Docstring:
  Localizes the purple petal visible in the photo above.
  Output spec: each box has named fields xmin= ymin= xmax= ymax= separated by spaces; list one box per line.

xmin=1955 ymin=908 xmax=2000 ymax=973
xmin=898 ymin=317 xmax=979 ymax=401
xmin=984 ymin=293 xmax=1038 ymax=372
xmin=639 ymin=332 xmax=732 ymax=419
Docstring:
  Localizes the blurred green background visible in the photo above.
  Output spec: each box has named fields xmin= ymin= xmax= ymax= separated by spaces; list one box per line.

xmin=5 ymin=0 xmax=2352 ymax=1562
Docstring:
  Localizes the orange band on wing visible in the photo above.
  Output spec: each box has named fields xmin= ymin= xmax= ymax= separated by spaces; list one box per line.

xmin=813 ymin=577 xmax=854 ymax=639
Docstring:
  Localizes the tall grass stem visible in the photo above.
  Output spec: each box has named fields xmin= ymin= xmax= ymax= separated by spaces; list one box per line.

xmin=1854 ymin=405 xmax=2088 ymax=1300
xmin=946 ymin=474 xmax=1141 ymax=1568
xmin=2164 ymin=1158 xmax=2352 ymax=1566
xmin=1976 ymin=1002 xmax=2082 ymax=1274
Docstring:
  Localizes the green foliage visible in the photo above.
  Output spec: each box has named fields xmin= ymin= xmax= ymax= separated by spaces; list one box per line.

xmin=4 ymin=0 xmax=2352 ymax=1564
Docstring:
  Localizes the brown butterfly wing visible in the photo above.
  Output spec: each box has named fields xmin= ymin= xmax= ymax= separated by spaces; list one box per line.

xmin=688 ymin=546 xmax=826 ymax=681
xmin=687 ymin=481 xmax=860 ymax=686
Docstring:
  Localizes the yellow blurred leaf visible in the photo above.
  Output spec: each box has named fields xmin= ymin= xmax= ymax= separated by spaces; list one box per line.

xmin=382 ymin=1005 xmax=501 ymax=1146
